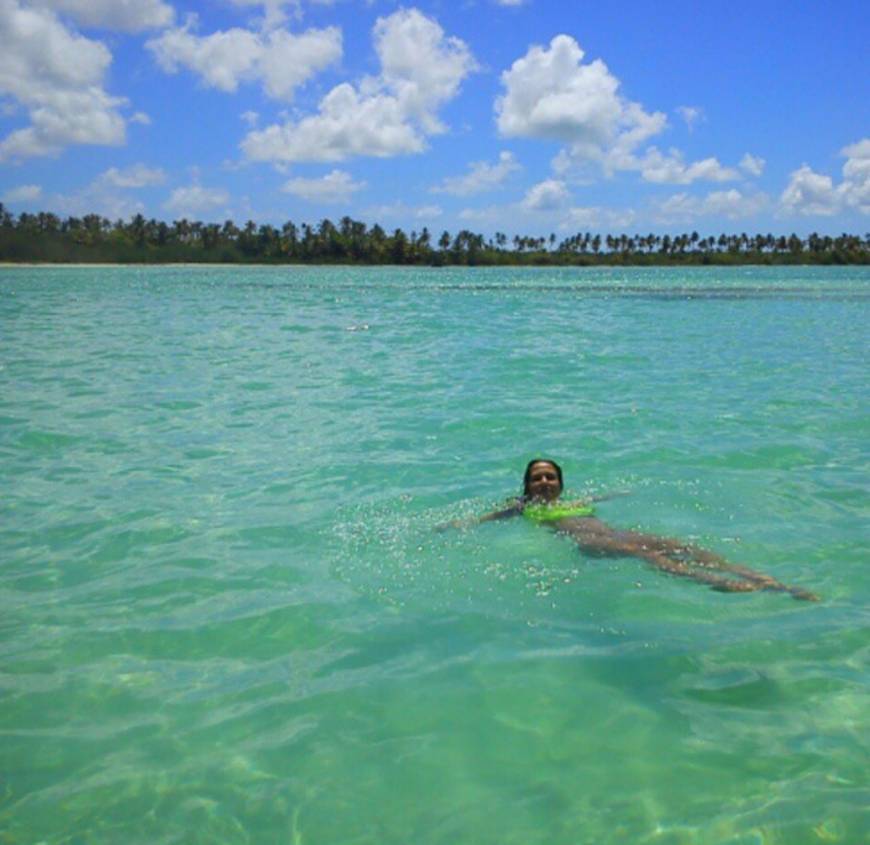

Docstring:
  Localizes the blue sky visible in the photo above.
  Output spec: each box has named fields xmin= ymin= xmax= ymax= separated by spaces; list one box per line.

xmin=1 ymin=0 xmax=868 ymax=237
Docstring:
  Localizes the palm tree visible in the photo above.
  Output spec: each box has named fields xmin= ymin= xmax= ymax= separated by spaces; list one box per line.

xmin=389 ymin=228 xmax=408 ymax=263
xmin=222 ymin=220 xmax=239 ymax=242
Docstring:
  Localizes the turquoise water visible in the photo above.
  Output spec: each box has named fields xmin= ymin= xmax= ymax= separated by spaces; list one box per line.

xmin=1 ymin=265 xmax=868 ymax=844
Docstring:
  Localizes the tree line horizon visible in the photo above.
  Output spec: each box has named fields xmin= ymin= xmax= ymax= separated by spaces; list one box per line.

xmin=1 ymin=203 xmax=867 ymax=265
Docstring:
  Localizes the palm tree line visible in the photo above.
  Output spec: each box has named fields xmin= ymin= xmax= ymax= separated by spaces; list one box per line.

xmin=1 ymin=204 xmax=867 ymax=265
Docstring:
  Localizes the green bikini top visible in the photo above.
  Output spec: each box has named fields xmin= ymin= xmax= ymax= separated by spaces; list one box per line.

xmin=522 ymin=501 xmax=596 ymax=522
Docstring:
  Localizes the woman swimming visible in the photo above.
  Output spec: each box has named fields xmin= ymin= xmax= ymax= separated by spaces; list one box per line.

xmin=467 ymin=459 xmax=818 ymax=601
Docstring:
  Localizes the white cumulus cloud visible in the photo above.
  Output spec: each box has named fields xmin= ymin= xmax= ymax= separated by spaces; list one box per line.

xmin=413 ymin=205 xmax=442 ymax=219
xmin=164 ymin=185 xmax=231 ymax=218
xmin=229 ymin=0 xmax=336 ymax=29
xmin=432 ymin=151 xmax=520 ymax=195
xmin=241 ymin=8 xmax=476 ymax=163
xmin=676 ymin=105 xmax=703 ymax=132
xmin=780 ymin=165 xmax=838 ymax=216
xmin=242 ymin=85 xmax=425 ymax=162
xmin=230 ymin=0 xmax=298 ymax=30
xmin=95 ymin=164 xmax=167 ymax=189
xmin=2 ymin=184 xmax=42 ymax=203
xmin=654 ymin=189 xmax=768 ymax=223
xmin=780 ymin=138 xmax=870 ymax=217
xmin=147 ymin=17 xmax=341 ymax=101
xmin=838 ymin=138 xmax=870 ymax=214
xmin=281 ymin=169 xmax=366 ymax=203
xmin=701 ymin=189 xmax=768 ymax=218
xmin=739 ymin=153 xmax=765 ymax=177
xmin=633 ymin=148 xmax=739 ymax=184
xmin=780 ymin=140 xmax=870 ymax=217
xmin=0 ymin=0 xmax=128 ymax=161
xmin=41 ymin=165 xmax=166 ymax=219
xmin=496 ymin=35 xmax=664 ymax=156
xmin=563 ymin=205 xmax=636 ymax=230
xmin=31 ymin=0 xmax=174 ymax=32
xmin=522 ymin=179 xmax=570 ymax=211
xmin=497 ymin=35 xmax=740 ymax=185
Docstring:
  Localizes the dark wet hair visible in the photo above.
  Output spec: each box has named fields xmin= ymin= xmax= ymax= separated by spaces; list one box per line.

xmin=523 ymin=459 xmax=563 ymax=497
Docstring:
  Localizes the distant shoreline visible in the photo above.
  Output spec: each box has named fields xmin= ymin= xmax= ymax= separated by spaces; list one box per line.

xmin=1 ymin=213 xmax=867 ymax=266
xmin=0 ymin=262 xmax=305 ymax=268
xmin=1 ymin=259 xmax=868 ymax=268
xmin=3 ymin=256 xmax=869 ymax=268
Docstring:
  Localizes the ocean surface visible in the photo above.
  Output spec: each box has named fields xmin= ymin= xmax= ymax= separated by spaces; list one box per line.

xmin=1 ymin=264 xmax=868 ymax=845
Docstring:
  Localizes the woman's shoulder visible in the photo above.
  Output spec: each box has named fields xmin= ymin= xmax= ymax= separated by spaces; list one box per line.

xmin=478 ymin=498 xmax=524 ymax=523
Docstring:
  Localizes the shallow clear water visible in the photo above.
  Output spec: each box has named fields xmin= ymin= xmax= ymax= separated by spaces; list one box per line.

xmin=1 ymin=265 xmax=868 ymax=844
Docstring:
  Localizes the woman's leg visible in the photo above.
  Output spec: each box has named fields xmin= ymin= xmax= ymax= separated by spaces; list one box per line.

xmin=636 ymin=548 xmax=764 ymax=592
xmin=556 ymin=518 xmax=818 ymax=600
xmin=628 ymin=534 xmax=784 ymax=586
xmin=629 ymin=535 xmax=818 ymax=598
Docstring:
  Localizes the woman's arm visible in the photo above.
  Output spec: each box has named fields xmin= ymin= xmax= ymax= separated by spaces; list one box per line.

xmin=435 ymin=500 xmax=523 ymax=531
xmin=478 ymin=503 xmax=524 ymax=523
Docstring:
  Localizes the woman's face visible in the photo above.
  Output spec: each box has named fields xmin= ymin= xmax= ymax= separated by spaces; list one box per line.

xmin=526 ymin=462 xmax=562 ymax=502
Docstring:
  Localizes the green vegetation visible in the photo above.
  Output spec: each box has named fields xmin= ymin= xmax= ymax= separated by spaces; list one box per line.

xmin=1 ymin=204 xmax=868 ymax=265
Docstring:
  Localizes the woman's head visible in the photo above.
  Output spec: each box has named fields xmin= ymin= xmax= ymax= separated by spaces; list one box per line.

xmin=523 ymin=459 xmax=563 ymax=502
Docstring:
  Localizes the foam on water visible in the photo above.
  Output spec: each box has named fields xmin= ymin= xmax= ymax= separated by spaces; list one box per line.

xmin=1 ymin=265 xmax=868 ymax=844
